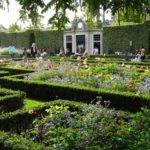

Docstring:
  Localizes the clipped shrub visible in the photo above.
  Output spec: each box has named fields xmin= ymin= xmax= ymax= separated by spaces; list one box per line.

xmin=0 ymin=88 xmax=26 ymax=113
xmin=0 ymin=74 xmax=149 ymax=112
xmin=0 ymin=131 xmax=49 ymax=150
xmin=0 ymin=100 xmax=128 ymax=149
xmin=0 ymin=29 xmax=63 ymax=53
xmin=0 ymin=71 xmax=9 ymax=77
xmin=103 ymin=21 xmax=150 ymax=54
xmin=0 ymin=67 xmax=33 ymax=75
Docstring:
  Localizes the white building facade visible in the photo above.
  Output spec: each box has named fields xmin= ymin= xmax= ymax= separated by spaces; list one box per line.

xmin=63 ymin=19 xmax=103 ymax=54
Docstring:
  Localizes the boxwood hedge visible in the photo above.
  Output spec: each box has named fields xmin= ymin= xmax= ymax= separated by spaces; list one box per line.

xmin=0 ymin=74 xmax=149 ymax=112
xmin=0 ymin=131 xmax=49 ymax=150
xmin=0 ymin=88 xmax=25 ymax=113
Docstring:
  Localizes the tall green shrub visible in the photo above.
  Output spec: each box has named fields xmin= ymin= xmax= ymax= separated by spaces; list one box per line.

xmin=103 ymin=21 xmax=150 ymax=54
xmin=0 ymin=29 xmax=63 ymax=53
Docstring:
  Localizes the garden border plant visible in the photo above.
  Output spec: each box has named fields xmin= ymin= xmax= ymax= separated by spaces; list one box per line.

xmin=0 ymin=88 xmax=26 ymax=114
xmin=0 ymin=67 xmax=33 ymax=75
xmin=0 ymin=100 xmax=130 ymax=149
xmin=0 ymin=131 xmax=49 ymax=150
xmin=0 ymin=71 xmax=9 ymax=77
xmin=0 ymin=73 xmax=150 ymax=112
xmin=0 ymin=99 xmax=149 ymax=149
xmin=0 ymin=100 xmax=84 ymax=132
xmin=90 ymin=54 xmax=150 ymax=59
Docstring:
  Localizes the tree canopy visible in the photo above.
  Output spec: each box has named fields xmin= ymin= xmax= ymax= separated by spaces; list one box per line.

xmin=1 ymin=0 xmax=150 ymax=29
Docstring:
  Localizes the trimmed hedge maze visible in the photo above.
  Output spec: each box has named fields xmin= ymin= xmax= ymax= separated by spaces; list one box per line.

xmin=0 ymin=88 xmax=25 ymax=114
xmin=0 ymin=58 xmax=150 ymax=149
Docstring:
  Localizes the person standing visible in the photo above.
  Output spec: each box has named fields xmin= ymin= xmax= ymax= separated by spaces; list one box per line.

xmin=8 ymin=43 xmax=16 ymax=58
xmin=31 ymin=42 xmax=37 ymax=57
xmin=140 ymin=47 xmax=145 ymax=62
xmin=93 ymin=47 xmax=99 ymax=54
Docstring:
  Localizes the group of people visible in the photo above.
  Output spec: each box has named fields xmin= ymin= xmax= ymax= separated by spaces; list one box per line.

xmin=8 ymin=43 xmax=146 ymax=62
xmin=57 ymin=48 xmax=71 ymax=57
xmin=22 ymin=43 xmax=47 ymax=58
xmin=8 ymin=42 xmax=47 ymax=58
xmin=131 ymin=48 xmax=145 ymax=62
xmin=57 ymin=47 xmax=89 ymax=60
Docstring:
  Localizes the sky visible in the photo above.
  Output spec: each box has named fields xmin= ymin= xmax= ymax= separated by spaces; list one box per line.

xmin=0 ymin=0 xmax=111 ymax=29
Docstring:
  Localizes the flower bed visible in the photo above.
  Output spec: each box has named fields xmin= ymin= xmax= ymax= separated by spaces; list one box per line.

xmin=25 ymin=61 xmax=150 ymax=96
xmin=0 ymin=58 xmax=150 ymax=149
xmin=0 ymin=67 xmax=149 ymax=111
xmin=0 ymin=100 xmax=149 ymax=149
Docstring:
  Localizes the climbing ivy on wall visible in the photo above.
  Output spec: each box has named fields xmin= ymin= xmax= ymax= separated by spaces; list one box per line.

xmin=103 ymin=20 xmax=150 ymax=54
xmin=0 ymin=29 xmax=63 ymax=53
xmin=0 ymin=21 xmax=149 ymax=54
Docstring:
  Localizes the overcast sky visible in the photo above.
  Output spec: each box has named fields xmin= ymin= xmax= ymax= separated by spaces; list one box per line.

xmin=0 ymin=0 xmax=111 ymax=29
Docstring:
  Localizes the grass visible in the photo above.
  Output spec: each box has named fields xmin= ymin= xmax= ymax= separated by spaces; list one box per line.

xmin=24 ymin=98 xmax=49 ymax=109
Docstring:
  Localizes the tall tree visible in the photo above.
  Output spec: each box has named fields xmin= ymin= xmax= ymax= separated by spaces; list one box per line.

xmin=0 ymin=0 xmax=9 ymax=10
xmin=83 ymin=0 xmax=102 ymax=24
xmin=8 ymin=22 xmax=21 ymax=32
xmin=42 ymin=0 xmax=75 ymax=30
xmin=16 ymin=0 xmax=44 ymax=28
xmin=1 ymin=0 xmax=150 ymax=29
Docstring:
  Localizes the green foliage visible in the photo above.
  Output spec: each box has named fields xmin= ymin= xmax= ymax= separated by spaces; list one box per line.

xmin=0 ymin=99 xmax=149 ymax=149
xmin=0 ymin=131 xmax=49 ymax=150
xmin=107 ymin=108 xmax=150 ymax=149
xmin=8 ymin=23 xmax=21 ymax=32
xmin=0 ymin=29 xmax=63 ymax=52
xmin=83 ymin=11 xmax=99 ymax=29
xmin=113 ymin=8 xmax=146 ymax=25
xmin=0 ymin=71 xmax=150 ymax=112
xmin=22 ymin=100 xmax=127 ymax=149
xmin=34 ymin=30 xmax=63 ymax=52
xmin=0 ymin=67 xmax=33 ymax=75
xmin=0 ymin=71 xmax=9 ymax=77
xmin=103 ymin=21 xmax=150 ymax=54
xmin=17 ymin=0 xmax=45 ymax=28
xmin=2 ymin=0 xmax=150 ymax=30
xmin=0 ymin=88 xmax=25 ymax=114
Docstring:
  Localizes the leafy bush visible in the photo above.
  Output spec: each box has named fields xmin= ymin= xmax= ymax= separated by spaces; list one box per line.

xmin=0 ymin=131 xmax=49 ymax=150
xmin=0 ymin=71 xmax=9 ymax=77
xmin=20 ymin=100 xmax=150 ymax=149
xmin=0 ymin=67 xmax=33 ymax=75
xmin=0 ymin=72 xmax=150 ymax=111
xmin=21 ymin=100 xmax=128 ymax=149
xmin=106 ymin=108 xmax=150 ymax=149
xmin=0 ymin=88 xmax=25 ymax=114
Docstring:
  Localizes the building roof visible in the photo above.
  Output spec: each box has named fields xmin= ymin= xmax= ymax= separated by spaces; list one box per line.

xmin=0 ymin=24 xmax=7 ymax=30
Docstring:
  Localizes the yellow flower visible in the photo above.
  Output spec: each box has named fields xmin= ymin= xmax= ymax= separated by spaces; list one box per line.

xmin=127 ymin=82 xmax=135 ymax=89
xmin=28 ymin=109 xmax=34 ymax=115
xmin=121 ymin=63 xmax=125 ymax=67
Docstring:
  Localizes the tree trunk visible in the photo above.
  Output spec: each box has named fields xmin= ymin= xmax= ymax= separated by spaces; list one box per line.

xmin=118 ymin=10 xmax=120 ymax=25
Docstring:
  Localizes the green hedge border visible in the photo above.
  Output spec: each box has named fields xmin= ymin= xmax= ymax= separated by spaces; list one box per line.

xmin=0 ymin=71 xmax=9 ymax=77
xmin=0 ymin=100 xmax=83 ymax=132
xmin=0 ymin=131 xmax=49 ymax=150
xmin=0 ymin=88 xmax=25 ymax=113
xmin=0 ymin=73 xmax=149 ymax=112
xmin=0 ymin=67 xmax=33 ymax=75
xmin=0 ymin=100 xmax=89 ymax=150
xmin=90 ymin=54 xmax=150 ymax=59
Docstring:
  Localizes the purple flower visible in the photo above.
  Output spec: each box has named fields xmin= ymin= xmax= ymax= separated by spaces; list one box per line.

xmin=45 ymin=121 xmax=54 ymax=128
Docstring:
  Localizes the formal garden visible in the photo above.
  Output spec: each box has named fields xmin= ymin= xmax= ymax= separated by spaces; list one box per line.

xmin=0 ymin=0 xmax=150 ymax=149
xmin=0 ymin=53 xmax=150 ymax=149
